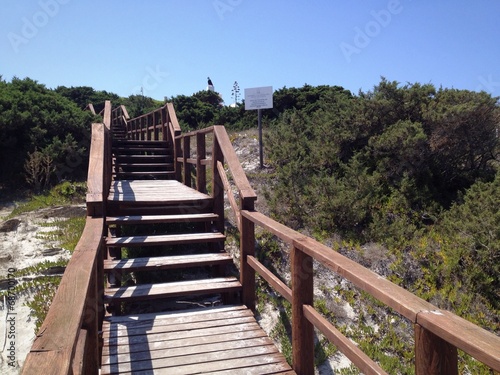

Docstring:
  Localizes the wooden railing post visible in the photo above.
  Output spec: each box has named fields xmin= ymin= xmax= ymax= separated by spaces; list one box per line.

xmin=196 ymin=132 xmax=206 ymax=193
xmin=240 ymin=197 xmax=256 ymax=312
xmin=183 ymin=136 xmax=191 ymax=187
xmin=291 ymin=245 xmax=314 ymax=375
xmin=161 ymin=106 xmax=166 ymax=141
xmin=415 ymin=324 xmax=458 ymax=375
xmin=211 ymin=135 xmax=225 ymax=234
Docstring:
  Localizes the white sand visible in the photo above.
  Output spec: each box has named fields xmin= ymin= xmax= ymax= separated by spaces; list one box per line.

xmin=0 ymin=204 xmax=80 ymax=374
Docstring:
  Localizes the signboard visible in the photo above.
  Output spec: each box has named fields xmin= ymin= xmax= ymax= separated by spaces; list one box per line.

xmin=244 ymin=86 xmax=273 ymax=110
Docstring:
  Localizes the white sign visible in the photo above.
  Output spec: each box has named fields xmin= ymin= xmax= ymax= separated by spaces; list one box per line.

xmin=244 ymin=86 xmax=273 ymax=110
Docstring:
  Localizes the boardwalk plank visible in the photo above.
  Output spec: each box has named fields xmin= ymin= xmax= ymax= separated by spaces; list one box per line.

xmin=104 ymin=277 xmax=241 ymax=303
xmin=106 ymin=232 xmax=225 ymax=247
xmin=101 ymin=329 xmax=268 ymax=356
xmin=103 ymin=253 xmax=232 ymax=272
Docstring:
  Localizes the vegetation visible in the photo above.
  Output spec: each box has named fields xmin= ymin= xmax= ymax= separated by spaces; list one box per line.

xmin=0 ymin=78 xmax=96 ymax=191
xmin=261 ymin=79 xmax=499 ymax=372
xmin=1 ymin=74 xmax=498 ymax=372
xmin=1 ymin=182 xmax=87 ymax=332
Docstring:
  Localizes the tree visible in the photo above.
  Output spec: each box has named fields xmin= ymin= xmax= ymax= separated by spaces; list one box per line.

xmin=423 ymin=89 xmax=499 ymax=203
xmin=0 ymin=78 xmax=95 ymax=189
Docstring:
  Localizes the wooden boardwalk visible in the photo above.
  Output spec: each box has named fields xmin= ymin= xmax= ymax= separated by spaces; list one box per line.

xmin=101 ymin=305 xmax=295 ymax=374
xmin=101 ymin=140 xmax=295 ymax=374
xmin=21 ymin=102 xmax=500 ymax=375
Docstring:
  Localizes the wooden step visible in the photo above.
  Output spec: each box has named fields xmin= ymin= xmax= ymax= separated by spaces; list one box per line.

xmin=106 ymin=232 xmax=225 ymax=247
xmin=104 ymin=253 xmax=233 ymax=273
xmin=113 ymin=163 xmax=174 ymax=169
xmin=104 ymin=277 xmax=242 ymax=303
xmin=106 ymin=213 xmax=218 ymax=225
xmin=112 ymin=171 xmax=176 ymax=177
xmin=114 ymin=155 xmax=173 ymax=161
xmin=112 ymin=147 xmax=168 ymax=153
xmin=113 ymin=140 xmax=168 ymax=146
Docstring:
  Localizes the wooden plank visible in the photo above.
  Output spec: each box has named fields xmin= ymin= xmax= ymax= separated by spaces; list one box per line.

xmin=86 ymin=123 xmax=105 ymax=216
xmin=102 ymin=306 xmax=253 ymax=332
xmin=415 ymin=323 xmax=458 ymax=375
xmin=291 ymin=245 xmax=314 ymax=375
xmin=104 ymin=322 xmax=263 ymax=346
xmin=247 ymin=255 xmax=292 ymax=302
xmin=204 ymin=363 xmax=295 ymax=375
xmin=113 ymin=146 xmax=168 ymax=152
xmin=103 ymin=304 xmax=247 ymax=324
xmin=242 ymin=210 xmax=435 ymax=322
xmin=102 ymin=328 xmax=268 ymax=356
xmin=104 ymin=253 xmax=233 ymax=272
xmin=303 ymin=305 xmax=388 ymax=375
xmin=106 ymin=232 xmax=225 ymax=247
xmin=416 ymin=310 xmax=500 ymax=372
xmin=103 ymin=316 xmax=256 ymax=339
xmin=21 ymin=218 xmax=104 ymax=375
xmin=103 ymin=100 xmax=111 ymax=129
xmin=213 ymin=126 xmax=257 ymax=203
xmin=112 ymin=171 xmax=175 ymax=176
xmin=218 ymin=160 xmax=241 ymax=230
xmin=106 ymin=213 xmax=218 ymax=225
xmin=240 ymin=213 xmax=255 ymax=311
xmin=104 ymin=277 xmax=241 ymax=303
xmin=100 ymin=345 xmax=282 ymax=374
xmin=113 ymin=163 xmax=173 ymax=168
xmin=102 ymin=337 xmax=276 ymax=365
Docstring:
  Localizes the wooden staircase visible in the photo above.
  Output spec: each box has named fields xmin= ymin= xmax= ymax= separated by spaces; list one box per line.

xmin=112 ymin=139 xmax=175 ymax=180
xmin=104 ymin=133 xmax=241 ymax=316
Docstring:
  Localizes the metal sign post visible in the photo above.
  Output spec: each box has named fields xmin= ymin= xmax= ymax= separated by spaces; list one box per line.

xmin=244 ymin=86 xmax=273 ymax=168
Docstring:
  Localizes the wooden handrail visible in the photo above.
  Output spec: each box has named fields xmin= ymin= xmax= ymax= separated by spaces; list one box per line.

xmin=239 ymin=210 xmax=500 ymax=374
xmin=21 ymin=217 xmax=104 ymax=375
xmin=22 ymin=104 xmax=109 ymax=374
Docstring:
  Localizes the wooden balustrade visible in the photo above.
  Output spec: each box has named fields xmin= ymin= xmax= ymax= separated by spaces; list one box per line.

xmin=170 ymin=122 xmax=500 ymax=374
xmin=119 ymin=103 xmax=180 ymax=143
xmin=239 ymin=210 xmax=500 ymax=375
xmin=21 ymin=103 xmax=111 ymax=374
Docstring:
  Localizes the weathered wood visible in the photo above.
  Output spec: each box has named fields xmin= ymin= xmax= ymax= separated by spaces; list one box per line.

xmin=247 ymin=255 xmax=292 ymax=302
xmin=212 ymin=130 xmax=225 ymax=234
xmin=303 ymin=305 xmax=387 ymax=375
xmin=104 ymin=253 xmax=233 ymax=272
xmin=21 ymin=217 xmax=104 ymax=375
xmin=106 ymin=213 xmax=218 ymax=225
xmin=183 ymin=136 xmax=191 ymax=187
xmin=196 ymin=132 xmax=207 ymax=193
xmin=106 ymin=232 xmax=225 ymax=247
xmin=108 ymin=179 xmax=213 ymax=205
xmin=103 ymin=100 xmax=111 ymax=130
xmin=102 ymin=337 xmax=276 ymax=365
xmin=416 ymin=309 xmax=500 ymax=372
xmin=104 ymin=277 xmax=242 ymax=303
xmin=291 ymin=245 xmax=314 ymax=375
xmin=72 ymin=329 xmax=87 ymax=375
xmin=103 ymin=316 xmax=256 ymax=339
xmin=415 ymin=323 xmax=458 ymax=375
xmin=242 ymin=210 xmax=435 ymax=322
xmin=240 ymin=212 xmax=256 ymax=311
xmin=102 ymin=328 xmax=268 ymax=356
xmin=104 ymin=321 xmax=263 ymax=347
xmin=218 ymin=160 xmax=241 ymax=230
xmin=101 ymin=305 xmax=294 ymax=374
xmin=213 ymin=125 xmax=257 ymax=205
xmin=102 ymin=305 xmax=252 ymax=330
xmin=86 ymin=123 xmax=105 ymax=216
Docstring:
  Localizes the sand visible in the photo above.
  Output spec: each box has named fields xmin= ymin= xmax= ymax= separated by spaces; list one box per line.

xmin=0 ymin=203 xmax=84 ymax=374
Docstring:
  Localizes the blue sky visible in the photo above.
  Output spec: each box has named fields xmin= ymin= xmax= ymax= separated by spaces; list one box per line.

xmin=2 ymin=1 xmax=499 ymax=105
